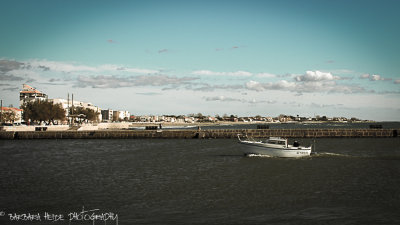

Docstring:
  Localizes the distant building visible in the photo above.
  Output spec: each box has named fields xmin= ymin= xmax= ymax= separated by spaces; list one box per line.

xmin=101 ymin=109 xmax=113 ymax=122
xmin=51 ymin=98 xmax=102 ymax=122
xmin=184 ymin=117 xmax=195 ymax=123
xmin=100 ymin=110 xmax=130 ymax=122
xmin=118 ymin=111 xmax=130 ymax=121
xmin=19 ymin=84 xmax=48 ymax=106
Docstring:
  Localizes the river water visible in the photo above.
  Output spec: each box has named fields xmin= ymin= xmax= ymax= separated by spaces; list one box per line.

xmin=1 ymin=138 xmax=400 ymax=225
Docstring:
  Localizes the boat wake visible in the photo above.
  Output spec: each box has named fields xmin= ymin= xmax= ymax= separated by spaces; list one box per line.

xmin=244 ymin=152 xmax=400 ymax=160
xmin=244 ymin=153 xmax=313 ymax=159
xmin=311 ymin=152 xmax=353 ymax=158
xmin=245 ymin=153 xmax=273 ymax=158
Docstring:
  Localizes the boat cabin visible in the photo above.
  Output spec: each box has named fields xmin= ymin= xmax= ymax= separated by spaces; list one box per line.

xmin=262 ymin=137 xmax=287 ymax=146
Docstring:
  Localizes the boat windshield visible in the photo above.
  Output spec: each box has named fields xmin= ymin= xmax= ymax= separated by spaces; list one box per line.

xmin=266 ymin=140 xmax=286 ymax=145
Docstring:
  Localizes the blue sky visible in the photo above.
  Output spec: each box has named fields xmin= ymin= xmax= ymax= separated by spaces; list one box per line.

xmin=1 ymin=0 xmax=400 ymax=120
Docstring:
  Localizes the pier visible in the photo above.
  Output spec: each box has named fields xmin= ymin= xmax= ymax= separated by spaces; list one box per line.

xmin=0 ymin=128 xmax=399 ymax=140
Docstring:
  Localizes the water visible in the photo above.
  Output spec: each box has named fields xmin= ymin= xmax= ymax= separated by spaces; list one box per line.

xmin=1 ymin=138 xmax=400 ymax=225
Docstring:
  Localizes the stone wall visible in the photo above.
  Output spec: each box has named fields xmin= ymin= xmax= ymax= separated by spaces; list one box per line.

xmin=0 ymin=129 xmax=399 ymax=140
xmin=0 ymin=125 xmax=69 ymax=132
xmin=202 ymin=129 xmax=398 ymax=138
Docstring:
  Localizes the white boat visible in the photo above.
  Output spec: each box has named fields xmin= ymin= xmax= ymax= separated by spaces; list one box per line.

xmin=238 ymin=135 xmax=312 ymax=157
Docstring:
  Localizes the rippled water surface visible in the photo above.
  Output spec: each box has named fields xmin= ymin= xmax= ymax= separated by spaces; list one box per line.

xmin=1 ymin=138 xmax=400 ymax=224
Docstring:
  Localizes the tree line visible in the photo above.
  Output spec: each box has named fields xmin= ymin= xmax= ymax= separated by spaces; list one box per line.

xmin=21 ymin=100 xmax=99 ymax=125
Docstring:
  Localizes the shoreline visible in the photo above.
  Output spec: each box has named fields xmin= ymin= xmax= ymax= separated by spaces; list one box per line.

xmin=128 ymin=120 xmax=378 ymax=127
xmin=0 ymin=120 xmax=384 ymax=132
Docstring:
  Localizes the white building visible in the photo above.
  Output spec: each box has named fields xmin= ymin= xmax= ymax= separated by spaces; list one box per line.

xmin=117 ymin=111 xmax=130 ymax=121
xmin=19 ymin=84 xmax=48 ymax=106
xmin=101 ymin=110 xmax=130 ymax=122
xmin=51 ymin=98 xmax=102 ymax=122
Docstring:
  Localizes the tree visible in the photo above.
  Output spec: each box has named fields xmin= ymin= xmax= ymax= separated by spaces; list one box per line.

xmin=51 ymin=103 xmax=67 ymax=124
xmin=1 ymin=110 xmax=17 ymax=123
xmin=22 ymin=100 xmax=66 ymax=124
xmin=196 ymin=113 xmax=204 ymax=119
xmin=69 ymin=107 xmax=99 ymax=123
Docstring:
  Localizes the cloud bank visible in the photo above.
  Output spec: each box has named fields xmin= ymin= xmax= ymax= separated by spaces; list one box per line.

xmin=1 ymin=59 xmax=397 ymax=97
xmin=75 ymin=75 xmax=198 ymax=89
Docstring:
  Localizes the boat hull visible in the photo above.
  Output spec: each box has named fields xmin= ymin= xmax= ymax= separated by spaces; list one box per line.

xmin=239 ymin=142 xmax=311 ymax=158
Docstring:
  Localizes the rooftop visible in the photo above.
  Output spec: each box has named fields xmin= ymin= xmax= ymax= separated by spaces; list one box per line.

xmin=20 ymin=84 xmax=44 ymax=94
xmin=1 ymin=107 xmax=23 ymax=112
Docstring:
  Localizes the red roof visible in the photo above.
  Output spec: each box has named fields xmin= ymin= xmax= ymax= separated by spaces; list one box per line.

xmin=1 ymin=107 xmax=23 ymax=112
xmin=20 ymin=90 xmax=44 ymax=94
xmin=21 ymin=84 xmax=43 ymax=94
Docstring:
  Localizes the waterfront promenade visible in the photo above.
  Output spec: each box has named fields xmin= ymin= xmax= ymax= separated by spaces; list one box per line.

xmin=0 ymin=128 xmax=398 ymax=139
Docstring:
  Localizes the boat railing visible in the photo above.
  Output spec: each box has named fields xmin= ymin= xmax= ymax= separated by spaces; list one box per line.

xmin=237 ymin=134 xmax=259 ymax=143
xmin=237 ymin=134 xmax=242 ymax=142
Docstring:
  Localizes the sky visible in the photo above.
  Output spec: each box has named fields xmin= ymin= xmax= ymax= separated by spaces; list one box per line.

xmin=1 ymin=0 xmax=399 ymax=121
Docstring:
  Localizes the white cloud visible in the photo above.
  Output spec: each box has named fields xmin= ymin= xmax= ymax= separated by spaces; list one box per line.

xmin=245 ymin=80 xmax=265 ymax=92
xmin=192 ymin=70 xmax=252 ymax=77
xmin=309 ymin=103 xmax=342 ymax=108
xmin=28 ymin=60 xmax=98 ymax=73
xmin=75 ymin=75 xmax=198 ymax=89
xmin=371 ymin=74 xmax=384 ymax=81
xmin=329 ymin=69 xmax=354 ymax=74
xmin=295 ymin=70 xmax=340 ymax=82
xmin=269 ymin=80 xmax=297 ymax=89
xmin=205 ymin=96 xmax=241 ymax=102
xmin=255 ymin=73 xmax=276 ymax=78
xmin=76 ymin=75 xmax=132 ymax=88
xmin=360 ymin=74 xmax=370 ymax=79
xmin=245 ymin=78 xmax=368 ymax=94
xmin=204 ymin=95 xmax=277 ymax=104
xmin=359 ymin=73 xmax=391 ymax=81
xmin=26 ymin=59 xmax=159 ymax=74
xmin=245 ymin=80 xmax=297 ymax=92
xmin=190 ymin=84 xmax=243 ymax=91
xmin=121 ymin=67 xmax=159 ymax=74
xmin=133 ymin=75 xmax=197 ymax=86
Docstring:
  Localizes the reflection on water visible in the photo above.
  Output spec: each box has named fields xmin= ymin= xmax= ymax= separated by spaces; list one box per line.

xmin=0 ymin=138 xmax=400 ymax=224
